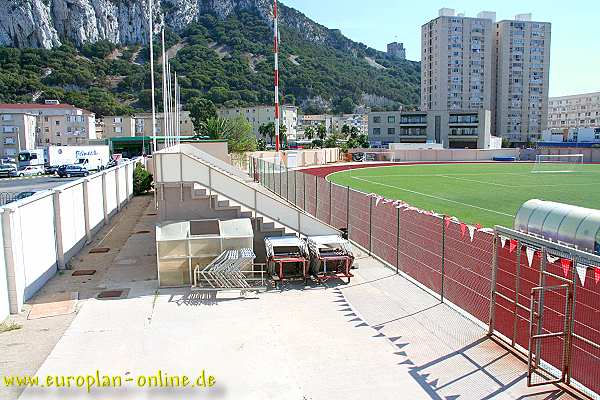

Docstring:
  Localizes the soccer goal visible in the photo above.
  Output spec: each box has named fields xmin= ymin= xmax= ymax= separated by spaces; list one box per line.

xmin=532 ymin=154 xmax=584 ymax=173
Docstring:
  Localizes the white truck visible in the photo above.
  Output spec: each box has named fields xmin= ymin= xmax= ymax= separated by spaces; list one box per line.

xmin=19 ymin=146 xmax=110 ymax=172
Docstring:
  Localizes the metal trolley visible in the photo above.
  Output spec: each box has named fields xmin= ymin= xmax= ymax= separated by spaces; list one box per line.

xmin=264 ymin=236 xmax=310 ymax=287
xmin=307 ymin=235 xmax=354 ymax=284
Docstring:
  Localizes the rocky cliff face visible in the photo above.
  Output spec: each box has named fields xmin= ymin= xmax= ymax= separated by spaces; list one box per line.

xmin=0 ymin=0 xmax=353 ymax=51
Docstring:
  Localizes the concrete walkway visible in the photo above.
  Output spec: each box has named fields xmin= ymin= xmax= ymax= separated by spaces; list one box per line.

xmin=10 ymin=195 xmax=577 ymax=400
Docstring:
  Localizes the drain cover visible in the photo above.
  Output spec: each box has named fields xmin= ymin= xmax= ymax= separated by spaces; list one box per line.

xmin=134 ymin=230 xmax=150 ymax=234
xmin=72 ymin=270 xmax=96 ymax=276
xmin=98 ymin=290 xmax=124 ymax=299
xmin=89 ymin=247 xmax=110 ymax=254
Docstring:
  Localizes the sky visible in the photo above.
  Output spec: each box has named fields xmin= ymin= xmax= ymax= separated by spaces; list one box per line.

xmin=283 ymin=0 xmax=599 ymax=97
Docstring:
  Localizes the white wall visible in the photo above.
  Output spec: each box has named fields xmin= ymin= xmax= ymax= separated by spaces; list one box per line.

xmin=0 ymin=225 xmax=8 ymax=322
xmin=0 ymin=161 xmax=138 ymax=317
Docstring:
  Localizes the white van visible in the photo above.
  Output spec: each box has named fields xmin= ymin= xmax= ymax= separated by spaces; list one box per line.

xmin=76 ymin=157 xmax=105 ymax=172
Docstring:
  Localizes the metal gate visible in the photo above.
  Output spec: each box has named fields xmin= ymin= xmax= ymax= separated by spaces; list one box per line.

xmin=490 ymin=226 xmax=600 ymax=397
xmin=528 ymin=280 xmax=573 ymax=386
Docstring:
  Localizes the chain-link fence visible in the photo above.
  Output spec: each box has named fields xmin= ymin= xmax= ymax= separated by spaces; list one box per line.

xmin=251 ymin=156 xmax=600 ymax=398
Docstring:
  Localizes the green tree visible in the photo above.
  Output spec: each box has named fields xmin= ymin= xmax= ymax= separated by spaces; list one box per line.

xmin=341 ymin=124 xmax=351 ymax=136
xmin=316 ymin=124 xmax=327 ymax=140
xmin=259 ymin=122 xmax=287 ymax=145
xmin=201 ymin=117 xmax=231 ymax=139
xmin=187 ymin=97 xmax=217 ymax=133
xmin=223 ymin=116 xmax=257 ymax=153
xmin=133 ymin=163 xmax=153 ymax=195
xmin=339 ymin=97 xmax=355 ymax=114
xmin=304 ymin=126 xmax=315 ymax=140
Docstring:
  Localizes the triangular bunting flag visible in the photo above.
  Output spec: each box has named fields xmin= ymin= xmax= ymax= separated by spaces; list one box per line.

xmin=382 ymin=198 xmax=393 ymax=205
xmin=444 ymin=216 xmax=452 ymax=229
xmin=367 ymin=193 xmax=377 ymax=198
xmin=499 ymin=236 xmax=507 ymax=248
xmin=375 ymin=196 xmax=382 ymax=206
xmin=460 ymin=222 xmax=467 ymax=238
xmin=475 ymin=223 xmax=482 ymax=230
xmin=467 ymin=225 xmax=475 ymax=242
xmin=525 ymin=247 xmax=535 ymax=268
xmin=595 ymin=267 xmax=600 ymax=284
xmin=576 ymin=265 xmax=587 ymax=286
xmin=547 ymin=254 xmax=559 ymax=264
xmin=509 ymin=239 xmax=518 ymax=253
xmin=560 ymin=259 xmax=572 ymax=278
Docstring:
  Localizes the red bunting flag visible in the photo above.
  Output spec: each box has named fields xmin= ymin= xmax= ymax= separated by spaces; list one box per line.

xmin=475 ymin=223 xmax=482 ymax=230
xmin=509 ymin=239 xmax=518 ymax=253
xmin=460 ymin=222 xmax=467 ymax=238
xmin=560 ymin=259 xmax=572 ymax=278
xmin=595 ymin=267 xmax=600 ymax=284
xmin=444 ymin=216 xmax=452 ymax=229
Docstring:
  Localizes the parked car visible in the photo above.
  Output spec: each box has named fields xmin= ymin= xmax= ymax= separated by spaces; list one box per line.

xmin=57 ymin=165 xmax=89 ymax=178
xmin=105 ymin=159 xmax=117 ymax=169
xmin=45 ymin=164 xmax=61 ymax=175
xmin=0 ymin=164 xmax=16 ymax=178
xmin=10 ymin=165 xmax=44 ymax=177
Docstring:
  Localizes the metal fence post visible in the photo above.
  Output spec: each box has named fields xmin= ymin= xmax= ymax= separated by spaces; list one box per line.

xmin=329 ymin=181 xmax=332 ymax=225
xmin=315 ymin=176 xmax=318 ymax=217
xmin=441 ymin=216 xmax=446 ymax=303
xmin=511 ymin=241 xmax=522 ymax=347
xmin=279 ymin=163 xmax=282 ymax=197
xmin=346 ymin=186 xmax=350 ymax=231
xmin=294 ymin=170 xmax=297 ymax=205
xmin=396 ymin=207 xmax=400 ymax=274
xmin=488 ymin=232 xmax=499 ymax=336
xmin=368 ymin=197 xmax=373 ymax=255
xmin=303 ymin=172 xmax=306 ymax=210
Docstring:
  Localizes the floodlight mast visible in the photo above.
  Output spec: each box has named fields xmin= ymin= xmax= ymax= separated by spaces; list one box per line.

xmin=273 ymin=0 xmax=280 ymax=152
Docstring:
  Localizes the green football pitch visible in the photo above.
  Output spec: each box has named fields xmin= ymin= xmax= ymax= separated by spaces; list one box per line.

xmin=327 ymin=162 xmax=600 ymax=228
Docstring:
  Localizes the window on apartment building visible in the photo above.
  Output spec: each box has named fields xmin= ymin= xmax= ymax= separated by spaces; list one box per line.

xmin=372 ymin=128 xmax=381 ymax=135
xmin=373 ymin=116 xmax=381 ymax=123
xmin=0 ymin=114 xmax=13 ymax=121
xmin=388 ymin=128 xmax=396 ymax=135
xmin=55 ymin=120 xmax=60 ymax=126
xmin=114 ymin=117 xmax=122 ymax=123
xmin=44 ymin=117 xmax=48 ymax=122
xmin=387 ymin=116 xmax=396 ymax=124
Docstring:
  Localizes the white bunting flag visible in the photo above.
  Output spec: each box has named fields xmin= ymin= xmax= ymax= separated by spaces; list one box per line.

xmin=547 ymin=254 xmax=559 ymax=264
xmin=467 ymin=225 xmax=475 ymax=242
xmin=526 ymin=247 xmax=535 ymax=268
xmin=500 ymin=236 xmax=507 ymax=248
xmin=382 ymin=198 xmax=392 ymax=205
xmin=576 ymin=265 xmax=588 ymax=286
xmin=375 ymin=196 xmax=382 ymax=206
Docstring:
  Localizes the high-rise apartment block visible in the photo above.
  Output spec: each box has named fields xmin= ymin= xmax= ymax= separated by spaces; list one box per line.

xmin=421 ymin=10 xmax=495 ymax=112
xmin=494 ymin=16 xmax=551 ymax=141
xmin=421 ymin=9 xmax=551 ymax=143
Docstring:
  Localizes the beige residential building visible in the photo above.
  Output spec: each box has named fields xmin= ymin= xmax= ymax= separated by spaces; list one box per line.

xmin=0 ymin=102 xmax=96 ymax=147
xmin=218 ymin=105 xmax=298 ymax=140
xmin=494 ymin=16 xmax=551 ymax=141
xmin=368 ymin=109 xmax=492 ymax=149
xmin=299 ymin=114 xmax=331 ymax=134
xmin=0 ymin=112 xmax=37 ymax=158
xmin=421 ymin=10 xmax=495 ymax=112
xmin=331 ymin=114 xmax=369 ymax=135
xmin=547 ymin=92 xmax=600 ymax=130
xmin=98 ymin=111 xmax=195 ymax=138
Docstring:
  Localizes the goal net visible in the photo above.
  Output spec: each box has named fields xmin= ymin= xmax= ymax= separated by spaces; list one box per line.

xmin=351 ymin=151 xmax=396 ymax=162
xmin=532 ymin=154 xmax=584 ymax=173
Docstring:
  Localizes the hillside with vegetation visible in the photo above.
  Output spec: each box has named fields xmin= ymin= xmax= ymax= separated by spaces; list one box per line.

xmin=0 ymin=7 xmax=420 ymax=118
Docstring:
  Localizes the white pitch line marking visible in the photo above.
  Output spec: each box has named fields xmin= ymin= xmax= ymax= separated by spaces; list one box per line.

xmin=350 ymin=176 xmax=515 ymax=218
xmin=438 ymin=175 xmax=514 ymax=188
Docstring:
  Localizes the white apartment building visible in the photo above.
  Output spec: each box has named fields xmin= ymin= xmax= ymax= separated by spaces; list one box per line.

xmin=218 ymin=105 xmax=298 ymax=140
xmin=547 ymin=92 xmax=600 ymax=130
xmin=421 ymin=10 xmax=495 ymax=112
xmin=0 ymin=102 xmax=96 ymax=147
xmin=0 ymin=113 xmax=37 ymax=158
xmin=299 ymin=114 xmax=368 ymax=137
xmin=421 ymin=9 xmax=551 ymax=143
xmin=494 ymin=15 xmax=551 ymax=142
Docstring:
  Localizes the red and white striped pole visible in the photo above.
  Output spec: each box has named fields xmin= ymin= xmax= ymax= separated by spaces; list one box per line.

xmin=273 ymin=0 xmax=280 ymax=152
